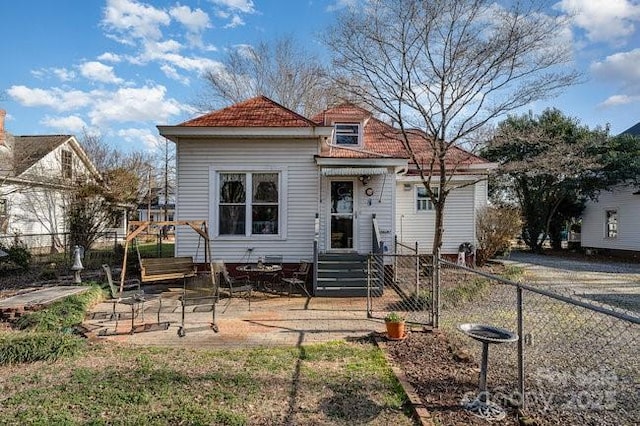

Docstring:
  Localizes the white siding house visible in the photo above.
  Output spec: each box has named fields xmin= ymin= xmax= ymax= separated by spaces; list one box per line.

xmin=396 ymin=177 xmax=489 ymax=254
xmin=158 ymin=96 xmax=493 ymax=267
xmin=581 ymin=185 xmax=640 ymax=254
xmin=0 ymin=109 xmax=102 ymax=250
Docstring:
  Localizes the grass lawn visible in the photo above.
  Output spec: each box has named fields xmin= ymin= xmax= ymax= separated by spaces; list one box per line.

xmin=0 ymin=338 xmax=416 ymax=425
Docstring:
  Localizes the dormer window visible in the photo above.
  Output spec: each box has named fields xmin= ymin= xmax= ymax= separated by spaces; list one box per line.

xmin=334 ymin=123 xmax=360 ymax=145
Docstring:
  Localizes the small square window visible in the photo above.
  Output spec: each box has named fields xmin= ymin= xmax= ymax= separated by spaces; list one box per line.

xmin=416 ymin=186 xmax=438 ymax=211
xmin=334 ymin=123 xmax=360 ymax=145
xmin=605 ymin=210 xmax=617 ymax=238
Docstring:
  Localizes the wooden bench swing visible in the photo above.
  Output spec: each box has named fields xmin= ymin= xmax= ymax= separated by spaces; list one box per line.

xmin=120 ymin=220 xmax=218 ymax=337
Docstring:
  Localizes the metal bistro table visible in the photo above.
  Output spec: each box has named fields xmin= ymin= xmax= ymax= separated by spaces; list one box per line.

xmin=236 ymin=264 xmax=283 ymax=292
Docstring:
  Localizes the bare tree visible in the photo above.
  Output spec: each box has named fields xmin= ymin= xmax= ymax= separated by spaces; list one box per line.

xmin=198 ymin=36 xmax=338 ymax=117
xmin=80 ymin=130 xmax=151 ymax=207
xmin=326 ymin=0 xmax=579 ymax=254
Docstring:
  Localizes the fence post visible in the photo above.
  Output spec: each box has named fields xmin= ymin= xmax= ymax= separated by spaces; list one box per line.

xmin=367 ymin=255 xmax=372 ymax=318
xmin=415 ymin=242 xmax=419 ymax=297
xmin=393 ymin=235 xmax=398 ymax=283
xmin=433 ymin=248 xmax=440 ymax=329
xmin=517 ymin=285 xmax=525 ymax=408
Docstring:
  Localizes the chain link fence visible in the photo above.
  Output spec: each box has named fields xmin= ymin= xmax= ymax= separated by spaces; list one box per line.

xmin=438 ymin=259 xmax=639 ymax=425
xmin=0 ymin=231 xmax=119 ymax=269
xmin=367 ymin=253 xmax=434 ymax=326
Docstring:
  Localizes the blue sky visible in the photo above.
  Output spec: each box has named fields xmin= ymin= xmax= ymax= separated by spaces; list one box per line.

xmin=1 ymin=0 xmax=639 ymax=152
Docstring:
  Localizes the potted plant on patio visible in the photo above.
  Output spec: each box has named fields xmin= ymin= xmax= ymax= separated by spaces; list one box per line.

xmin=384 ymin=312 xmax=406 ymax=340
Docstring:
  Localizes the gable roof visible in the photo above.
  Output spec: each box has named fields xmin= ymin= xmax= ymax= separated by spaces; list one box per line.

xmin=13 ymin=135 xmax=73 ymax=175
xmin=180 ymin=96 xmax=318 ymax=127
xmin=621 ymin=122 xmax=640 ymax=136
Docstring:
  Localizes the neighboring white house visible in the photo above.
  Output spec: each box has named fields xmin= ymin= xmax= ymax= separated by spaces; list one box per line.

xmin=0 ymin=109 xmax=106 ymax=251
xmin=581 ymin=185 xmax=640 ymax=255
xmin=581 ymin=122 xmax=640 ymax=256
xmin=158 ymin=96 xmax=494 ymax=267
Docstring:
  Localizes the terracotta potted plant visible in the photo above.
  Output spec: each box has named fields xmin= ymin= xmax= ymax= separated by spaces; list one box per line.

xmin=384 ymin=312 xmax=406 ymax=340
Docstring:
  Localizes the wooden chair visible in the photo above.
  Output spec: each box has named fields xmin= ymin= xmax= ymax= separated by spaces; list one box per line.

xmin=281 ymin=261 xmax=311 ymax=298
xmin=213 ymin=261 xmax=253 ymax=310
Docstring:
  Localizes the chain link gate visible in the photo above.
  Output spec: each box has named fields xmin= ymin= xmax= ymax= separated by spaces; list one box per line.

xmin=367 ymin=253 xmax=435 ymax=326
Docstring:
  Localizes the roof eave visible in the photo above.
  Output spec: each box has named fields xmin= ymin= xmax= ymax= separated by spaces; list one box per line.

xmin=315 ymin=156 xmax=408 ymax=167
xmin=157 ymin=125 xmax=333 ymax=141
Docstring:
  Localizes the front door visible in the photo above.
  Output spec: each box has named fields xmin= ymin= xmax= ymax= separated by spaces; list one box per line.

xmin=330 ymin=180 xmax=355 ymax=250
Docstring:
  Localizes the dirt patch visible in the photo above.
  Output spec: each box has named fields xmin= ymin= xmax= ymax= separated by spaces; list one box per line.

xmin=384 ymin=330 xmax=522 ymax=425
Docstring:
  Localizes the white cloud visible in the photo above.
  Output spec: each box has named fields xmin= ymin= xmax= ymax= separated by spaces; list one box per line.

xmin=41 ymin=115 xmax=87 ymax=133
xmin=117 ymin=127 xmax=162 ymax=149
xmin=8 ymin=86 xmax=93 ymax=111
xmin=30 ymin=67 xmax=76 ymax=81
xmin=160 ymin=64 xmax=190 ymax=85
xmin=591 ymin=48 xmax=640 ymax=87
xmin=52 ymin=68 xmax=77 ymax=82
xmin=97 ymin=52 xmax=122 ymax=63
xmin=170 ymin=5 xmax=211 ymax=33
xmin=79 ymin=61 xmax=124 ymax=84
xmin=555 ymin=0 xmax=640 ymax=44
xmin=326 ymin=0 xmax=357 ymax=12
xmin=224 ymin=15 xmax=245 ymax=28
xmin=210 ymin=0 xmax=255 ymax=14
xmin=592 ymin=48 xmax=640 ymax=107
xmin=89 ymin=85 xmax=183 ymax=126
xmin=102 ymin=0 xmax=170 ymax=43
xmin=599 ymin=94 xmax=639 ymax=107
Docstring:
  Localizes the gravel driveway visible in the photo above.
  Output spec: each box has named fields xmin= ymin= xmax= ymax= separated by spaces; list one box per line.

xmin=501 ymin=251 xmax=640 ymax=315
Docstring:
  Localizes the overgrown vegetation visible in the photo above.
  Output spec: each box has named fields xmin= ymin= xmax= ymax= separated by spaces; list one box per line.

xmin=14 ymin=285 xmax=105 ymax=332
xmin=0 ymin=332 xmax=86 ymax=365
xmin=0 ymin=341 xmax=413 ymax=425
xmin=0 ymin=285 xmax=105 ymax=366
xmin=0 ymin=241 xmax=32 ymax=270
xmin=475 ymin=205 xmax=522 ymax=266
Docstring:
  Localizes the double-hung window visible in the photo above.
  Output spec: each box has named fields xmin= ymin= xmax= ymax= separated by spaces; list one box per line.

xmin=416 ymin=185 xmax=438 ymax=211
xmin=219 ymin=172 xmax=279 ymax=236
xmin=61 ymin=149 xmax=73 ymax=180
xmin=605 ymin=210 xmax=617 ymax=238
xmin=334 ymin=123 xmax=360 ymax=145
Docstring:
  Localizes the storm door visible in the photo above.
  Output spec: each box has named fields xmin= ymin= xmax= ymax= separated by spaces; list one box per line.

xmin=330 ymin=181 xmax=355 ymax=250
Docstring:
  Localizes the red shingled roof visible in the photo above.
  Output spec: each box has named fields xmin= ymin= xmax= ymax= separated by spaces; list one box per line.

xmin=180 ymin=96 xmax=318 ymax=127
xmin=315 ymin=103 xmax=489 ymax=169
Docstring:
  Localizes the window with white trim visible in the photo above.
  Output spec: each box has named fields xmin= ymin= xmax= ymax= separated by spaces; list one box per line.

xmin=605 ymin=210 xmax=617 ymax=238
xmin=61 ymin=149 xmax=73 ymax=179
xmin=416 ymin=185 xmax=438 ymax=211
xmin=334 ymin=123 xmax=360 ymax=145
xmin=219 ymin=172 xmax=279 ymax=236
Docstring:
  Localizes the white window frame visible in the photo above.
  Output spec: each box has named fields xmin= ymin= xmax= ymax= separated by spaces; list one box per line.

xmin=61 ymin=149 xmax=73 ymax=180
xmin=334 ymin=123 xmax=361 ymax=146
xmin=211 ymin=167 xmax=287 ymax=239
xmin=415 ymin=185 xmax=438 ymax=212
xmin=605 ymin=209 xmax=617 ymax=239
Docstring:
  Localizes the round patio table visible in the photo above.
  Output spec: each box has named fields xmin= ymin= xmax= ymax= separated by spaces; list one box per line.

xmin=236 ymin=264 xmax=283 ymax=292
